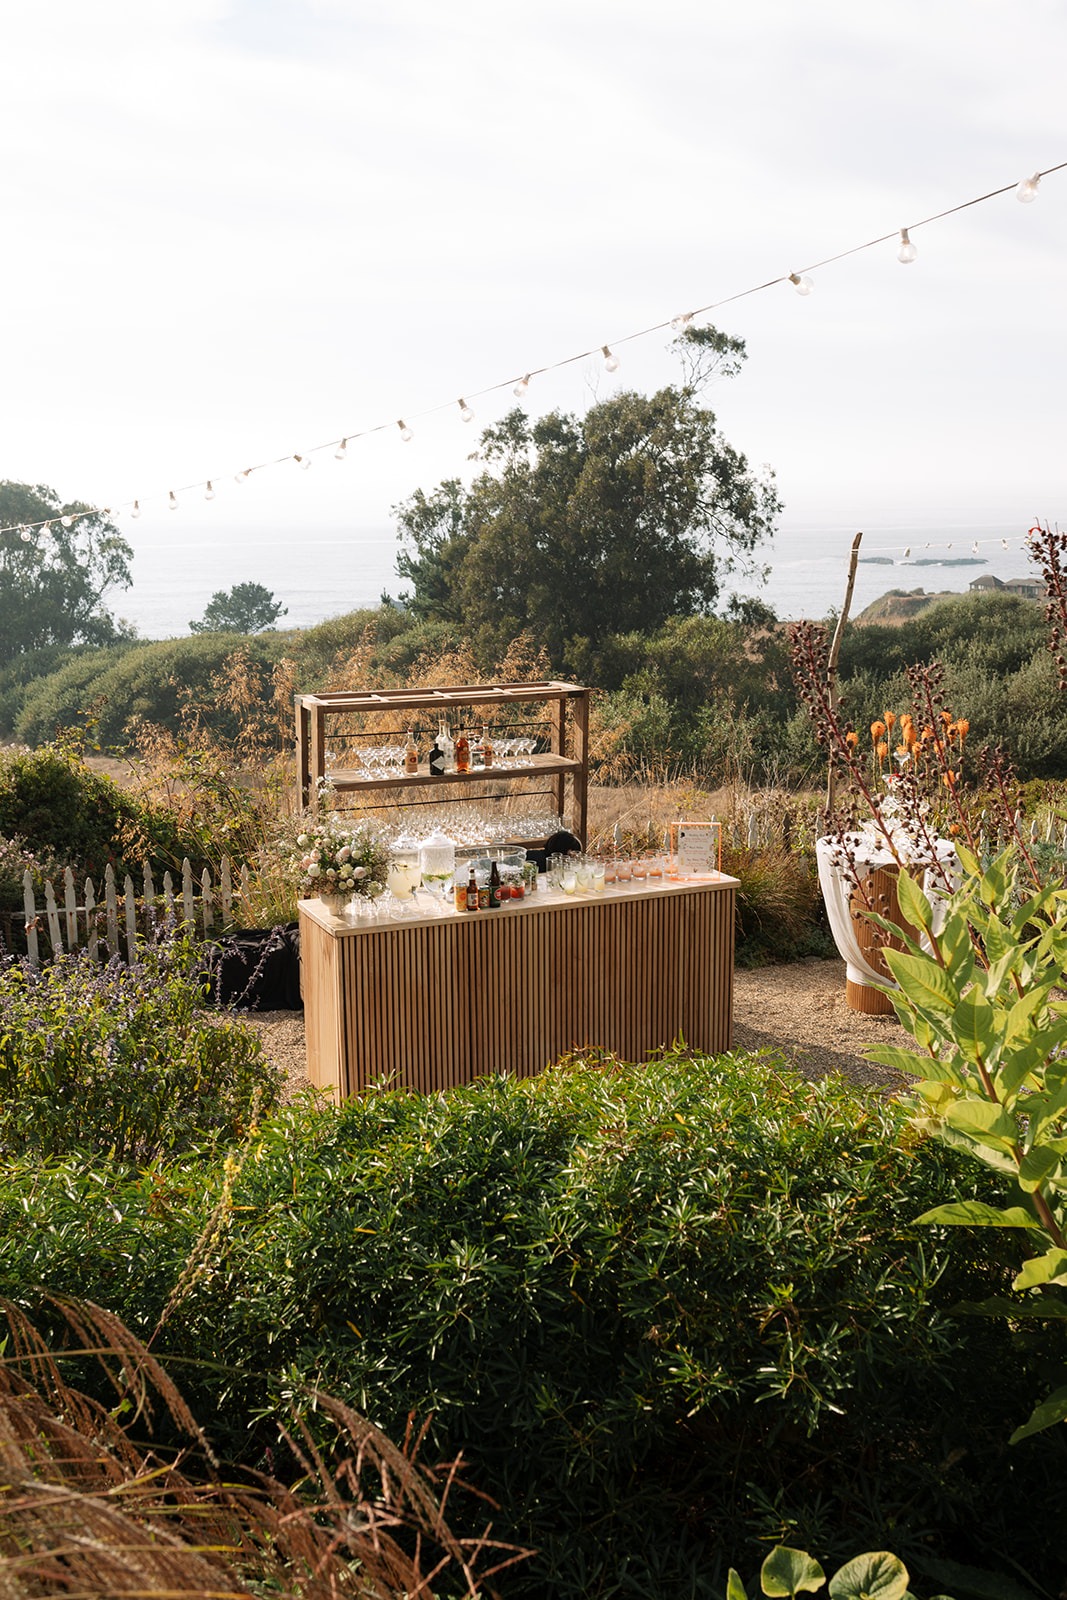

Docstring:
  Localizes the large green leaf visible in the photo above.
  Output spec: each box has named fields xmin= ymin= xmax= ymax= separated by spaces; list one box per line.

xmin=828 ymin=1552 xmax=909 ymax=1600
xmin=881 ymin=950 xmax=959 ymax=1015
xmin=893 ymin=869 xmax=932 ymax=937
xmin=956 ymin=1294 xmax=1067 ymax=1319
xmin=950 ymin=995 xmax=999 ymax=1069
xmin=942 ymin=1099 xmax=1018 ymax=1149
xmin=916 ymin=1202 xmax=1042 ymax=1229
xmin=1013 ymin=1249 xmax=1067 ymax=1291
xmin=1010 ymin=1382 xmax=1067 ymax=1444
xmin=1016 ymin=1146 xmax=1062 ymax=1194
xmin=761 ymin=1547 xmax=826 ymax=1597
xmin=728 ymin=1569 xmax=750 ymax=1600
xmin=863 ymin=1044 xmax=932 ymax=1078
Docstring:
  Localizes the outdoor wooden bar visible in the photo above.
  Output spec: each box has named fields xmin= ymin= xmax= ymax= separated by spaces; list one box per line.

xmin=299 ymin=872 xmax=738 ymax=1099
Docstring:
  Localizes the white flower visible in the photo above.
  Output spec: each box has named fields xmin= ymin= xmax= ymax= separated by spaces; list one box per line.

xmin=351 ymin=865 xmax=367 ymax=879
xmin=326 ymin=867 xmax=337 ymax=879
xmin=338 ymin=844 xmax=351 ymax=861
xmin=297 ymin=833 xmax=308 ymax=846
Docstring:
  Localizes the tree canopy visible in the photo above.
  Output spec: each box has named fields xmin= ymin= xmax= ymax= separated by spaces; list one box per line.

xmin=189 ymin=582 xmax=287 ymax=634
xmin=0 ymin=482 xmax=133 ymax=664
xmin=393 ymin=332 xmax=780 ymax=669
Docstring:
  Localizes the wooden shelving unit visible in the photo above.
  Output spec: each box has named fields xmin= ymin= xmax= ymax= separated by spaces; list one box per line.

xmin=295 ymin=680 xmax=590 ymax=846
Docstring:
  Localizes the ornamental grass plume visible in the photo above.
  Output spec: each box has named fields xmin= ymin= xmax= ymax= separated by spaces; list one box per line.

xmin=0 ymin=1295 xmax=528 ymax=1599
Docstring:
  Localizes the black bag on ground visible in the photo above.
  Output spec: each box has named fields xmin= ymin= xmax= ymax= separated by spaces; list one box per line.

xmin=211 ymin=924 xmax=302 ymax=1011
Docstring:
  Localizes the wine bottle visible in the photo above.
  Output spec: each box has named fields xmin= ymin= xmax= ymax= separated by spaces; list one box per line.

xmin=466 ymin=868 xmax=479 ymax=912
xmin=404 ymin=728 xmax=418 ymax=775
xmin=439 ymin=721 xmax=455 ymax=773
xmin=455 ymin=731 xmax=470 ymax=773
xmin=488 ymin=860 xmax=501 ymax=909
xmin=481 ymin=724 xmax=494 ymax=768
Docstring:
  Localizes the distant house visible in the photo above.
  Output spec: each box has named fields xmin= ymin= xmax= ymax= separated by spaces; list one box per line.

xmin=1004 ymin=576 xmax=1045 ymax=599
xmin=968 ymin=573 xmax=1044 ymax=599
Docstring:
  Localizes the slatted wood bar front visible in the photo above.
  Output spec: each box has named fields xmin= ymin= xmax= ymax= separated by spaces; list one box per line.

xmin=299 ymin=874 xmax=738 ymax=1099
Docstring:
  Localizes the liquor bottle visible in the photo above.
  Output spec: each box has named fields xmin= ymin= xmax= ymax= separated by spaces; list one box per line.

xmin=488 ymin=860 xmax=501 ymax=909
xmin=438 ymin=721 xmax=455 ymax=773
xmin=481 ymin=724 xmax=494 ymax=768
xmin=454 ymin=731 xmax=470 ymax=773
xmin=470 ymin=727 xmax=484 ymax=769
xmin=429 ymin=734 xmax=445 ymax=776
xmin=404 ymin=728 xmax=418 ymax=775
xmin=466 ymin=867 xmax=479 ymax=912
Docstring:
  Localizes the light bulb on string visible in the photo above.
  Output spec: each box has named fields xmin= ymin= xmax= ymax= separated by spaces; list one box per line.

xmin=1002 ymin=539 xmax=1010 ymax=549
xmin=293 ymin=453 xmax=312 ymax=470
xmin=204 ymin=481 xmax=215 ymax=500
xmin=334 ymin=439 xmax=348 ymax=460
xmin=458 ymin=398 xmax=474 ymax=423
xmin=131 ymin=500 xmax=142 ymax=519
xmin=1016 ymin=172 xmax=1041 ymax=203
xmin=670 ymin=312 xmax=692 ymax=332
xmin=902 ymin=546 xmax=911 ymax=558
xmin=168 ymin=491 xmax=179 ymax=511
xmin=897 ymin=228 xmax=917 ymax=264
xmin=972 ymin=541 xmax=980 ymax=555
xmin=789 ymin=272 xmax=814 ymax=296
xmin=513 ymin=374 xmax=530 ymax=398
xmin=397 ymin=420 xmax=413 ymax=442
xmin=602 ymin=345 xmax=620 ymax=372
xmin=61 ymin=515 xmax=74 ymax=529
xmin=18 ymin=527 xmax=31 ymax=542
xmin=235 ymin=468 xmax=252 ymax=484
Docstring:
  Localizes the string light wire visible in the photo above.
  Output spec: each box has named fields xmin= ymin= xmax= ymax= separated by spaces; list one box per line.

xmin=4 ymin=161 xmax=1065 ymax=543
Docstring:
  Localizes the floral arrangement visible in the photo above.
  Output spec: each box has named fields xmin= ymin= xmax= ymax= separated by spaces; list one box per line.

xmin=283 ymin=815 xmax=389 ymax=901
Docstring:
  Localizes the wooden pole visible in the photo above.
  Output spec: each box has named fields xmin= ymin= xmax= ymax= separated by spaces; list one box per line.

xmin=826 ymin=531 xmax=863 ymax=815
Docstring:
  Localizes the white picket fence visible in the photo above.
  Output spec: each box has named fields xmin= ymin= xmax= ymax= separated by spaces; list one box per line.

xmin=17 ymin=856 xmax=250 ymax=966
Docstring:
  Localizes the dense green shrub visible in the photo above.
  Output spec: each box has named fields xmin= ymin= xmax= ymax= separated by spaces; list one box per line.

xmin=2 ymin=1052 xmax=1062 ymax=1597
xmin=0 ymin=940 xmax=279 ymax=1162
xmin=0 ymin=745 xmax=153 ymax=879
xmin=13 ymin=634 xmax=287 ymax=748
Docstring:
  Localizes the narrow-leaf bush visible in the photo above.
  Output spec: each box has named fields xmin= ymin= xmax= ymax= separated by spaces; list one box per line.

xmin=1 ymin=1049 xmax=1061 ymax=1597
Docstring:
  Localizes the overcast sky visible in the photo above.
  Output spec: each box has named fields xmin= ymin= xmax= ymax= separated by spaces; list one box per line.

xmin=3 ymin=0 xmax=1065 ymax=589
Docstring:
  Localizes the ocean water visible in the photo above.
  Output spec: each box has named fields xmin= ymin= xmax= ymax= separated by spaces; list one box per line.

xmin=116 ymin=518 xmax=1041 ymax=640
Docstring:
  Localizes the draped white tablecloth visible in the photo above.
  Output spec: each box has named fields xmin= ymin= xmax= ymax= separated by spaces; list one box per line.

xmin=815 ymin=832 xmax=958 ymax=991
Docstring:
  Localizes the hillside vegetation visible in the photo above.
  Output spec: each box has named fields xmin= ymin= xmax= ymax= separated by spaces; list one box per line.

xmin=1 ymin=590 xmax=1064 ymax=784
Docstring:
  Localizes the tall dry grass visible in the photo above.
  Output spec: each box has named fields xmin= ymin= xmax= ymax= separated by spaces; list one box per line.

xmin=0 ymin=1294 xmax=527 ymax=1598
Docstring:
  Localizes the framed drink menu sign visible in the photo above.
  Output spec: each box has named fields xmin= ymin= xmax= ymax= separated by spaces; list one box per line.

xmin=670 ymin=821 xmax=722 ymax=877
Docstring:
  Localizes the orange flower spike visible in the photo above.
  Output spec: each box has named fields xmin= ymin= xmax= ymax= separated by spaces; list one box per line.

xmin=885 ymin=711 xmax=897 ymax=729
xmin=909 ymin=739 xmax=921 ymax=757
xmin=870 ymin=719 xmax=887 ymax=741
xmin=876 ymin=741 xmax=888 ymax=760
xmin=956 ymin=718 xmax=969 ymax=741
xmin=940 ymin=710 xmax=953 ymax=726
xmin=844 ymin=730 xmax=859 ymax=749
xmin=942 ymin=770 xmax=958 ymax=788
xmin=921 ymin=724 xmax=935 ymax=742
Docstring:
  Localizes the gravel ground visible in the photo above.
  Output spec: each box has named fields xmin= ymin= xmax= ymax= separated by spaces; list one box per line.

xmin=241 ymin=956 xmax=916 ymax=1098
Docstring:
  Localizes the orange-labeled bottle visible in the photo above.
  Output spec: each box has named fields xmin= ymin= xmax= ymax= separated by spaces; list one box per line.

xmin=481 ymin=724 xmax=494 ymax=768
xmin=466 ymin=868 xmax=479 ymax=912
xmin=455 ymin=732 xmax=470 ymax=773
